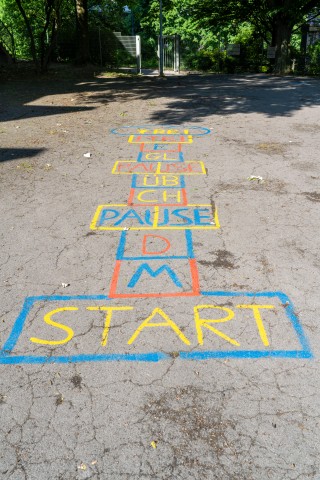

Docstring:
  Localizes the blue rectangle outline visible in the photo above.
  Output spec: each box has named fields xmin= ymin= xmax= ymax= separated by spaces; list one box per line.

xmin=116 ymin=230 xmax=194 ymax=260
xmin=131 ymin=174 xmax=186 ymax=189
xmin=136 ymin=152 xmax=184 ymax=162
xmin=0 ymin=291 xmax=312 ymax=363
xmin=110 ymin=126 xmax=211 ymax=136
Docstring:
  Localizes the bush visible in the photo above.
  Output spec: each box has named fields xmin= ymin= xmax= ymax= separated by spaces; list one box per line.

xmin=181 ymin=47 xmax=240 ymax=73
xmin=181 ymin=49 xmax=213 ymax=71
xmin=306 ymin=41 xmax=320 ymax=75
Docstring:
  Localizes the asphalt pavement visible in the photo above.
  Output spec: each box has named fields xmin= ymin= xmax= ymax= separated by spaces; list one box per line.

xmin=0 ymin=72 xmax=320 ymax=479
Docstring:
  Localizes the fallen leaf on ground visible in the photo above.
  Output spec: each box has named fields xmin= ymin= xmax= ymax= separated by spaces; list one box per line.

xmin=55 ymin=394 xmax=64 ymax=406
xmin=248 ymin=175 xmax=264 ymax=183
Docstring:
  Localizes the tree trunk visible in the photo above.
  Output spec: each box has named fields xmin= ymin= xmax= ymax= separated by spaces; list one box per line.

xmin=40 ymin=0 xmax=55 ymax=72
xmin=75 ymin=0 xmax=90 ymax=65
xmin=271 ymin=14 xmax=293 ymax=74
xmin=14 ymin=0 xmax=40 ymax=72
xmin=299 ymin=23 xmax=309 ymax=73
xmin=41 ymin=18 xmax=59 ymax=73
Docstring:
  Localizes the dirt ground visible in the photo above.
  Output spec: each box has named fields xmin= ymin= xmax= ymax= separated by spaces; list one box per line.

xmin=0 ymin=66 xmax=320 ymax=479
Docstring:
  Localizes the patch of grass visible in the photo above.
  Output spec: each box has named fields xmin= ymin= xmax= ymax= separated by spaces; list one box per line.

xmin=256 ymin=142 xmax=286 ymax=154
xmin=17 ymin=161 xmax=34 ymax=171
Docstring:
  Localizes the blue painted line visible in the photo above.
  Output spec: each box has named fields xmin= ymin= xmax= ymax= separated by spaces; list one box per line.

xmin=110 ymin=126 xmax=211 ymax=136
xmin=115 ymin=228 xmax=192 ymax=260
xmin=200 ymin=290 xmax=312 ymax=356
xmin=129 ymin=185 xmax=182 ymax=190
xmin=185 ymin=230 xmax=194 ymax=258
xmin=121 ymin=255 xmax=190 ymax=260
xmin=131 ymin=174 xmax=138 ymax=188
xmin=201 ymin=291 xmax=286 ymax=298
xmin=131 ymin=185 xmax=183 ymax=190
xmin=115 ymin=231 xmax=127 ymax=260
xmin=0 ymin=352 xmax=169 ymax=364
xmin=117 ymin=226 xmax=192 ymax=260
xmin=130 ymin=174 xmax=185 ymax=189
xmin=1 ymin=291 xmax=312 ymax=363
xmin=136 ymin=153 xmax=184 ymax=163
xmin=180 ymin=350 xmax=313 ymax=360
xmin=0 ymin=295 xmax=110 ymax=355
xmin=30 ymin=295 xmax=109 ymax=301
xmin=275 ymin=292 xmax=312 ymax=354
xmin=1 ymin=297 xmax=35 ymax=354
xmin=98 ymin=208 xmax=120 ymax=226
xmin=127 ymin=263 xmax=183 ymax=288
xmin=0 ymin=349 xmax=311 ymax=364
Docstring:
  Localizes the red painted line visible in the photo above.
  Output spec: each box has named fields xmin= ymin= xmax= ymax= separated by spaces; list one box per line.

xmin=109 ymin=291 xmax=200 ymax=299
xmin=128 ymin=202 xmax=184 ymax=207
xmin=109 ymin=260 xmax=121 ymax=298
xmin=182 ymin=188 xmax=188 ymax=205
xmin=127 ymin=188 xmax=135 ymax=206
xmin=127 ymin=188 xmax=187 ymax=207
xmin=190 ymin=258 xmax=200 ymax=295
xmin=109 ymin=259 xmax=201 ymax=298
xmin=142 ymin=234 xmax=171 ymax=255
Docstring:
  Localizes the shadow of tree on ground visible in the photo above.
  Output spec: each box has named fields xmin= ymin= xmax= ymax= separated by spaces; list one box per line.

xmin=1 ymin=67 xmax=319 ymax=125
xmin=0 ymin=147 xmax=46 ymax=162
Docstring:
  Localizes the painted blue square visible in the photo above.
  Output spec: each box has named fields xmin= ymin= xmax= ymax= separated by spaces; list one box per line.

xmin=131 ymin=174 xmax=186 ymax=189
xmin=0 ymin=292 xmax=312 ymax=364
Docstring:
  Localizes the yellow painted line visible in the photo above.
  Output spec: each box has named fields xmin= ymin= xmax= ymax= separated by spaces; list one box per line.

xmin=113 ymin=159 xmax=205 ymax=162
xmin=93 ymin=204 xmax=131 ymax=207
xmin=86 ymin=306 xmax=134 ymax=347
xmin=214 ymin=206 xmax=220 ymax=229
xmin=111 ymin=161 xmax=206 ymax=175
xmin=91 ymin=226 xmax=220 ymax=231
xmin=159 ymin=161 xmax=206 ymax=174
xmin=90 ymin=204 xmax=105 ymax=230
xmin=90 ymin=204 xmax=220 ymax=231
xmin=200 ymin=161 xmax=206 ymax=174
xmin=128 ymin=135 xmax=193 ymax=144
xmin=153 ymin=206 xmax=159 ymax=228
xmin=91 ymin=203 xmax=212 ymax=208
xmin=188 ymin=204 xmax=211 ymax=207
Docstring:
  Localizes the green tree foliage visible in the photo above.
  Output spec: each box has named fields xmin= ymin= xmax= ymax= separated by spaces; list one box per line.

xmin=0 ymin=0 xmax=65 ymax=72
xmin=1 ymin=0 xmax=319 ymax=74
xmin=139 ymin=0 xmax=320 ymax=73
xmin=0 ymin=17 xmax=15 ymax=58
xmin=138 ymin=0 xmax=223 ymax=68
xmin=191 ymin=0 xmax=320 ymax=73
xmin=307 ymin=39 xmax=320 ymax=73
